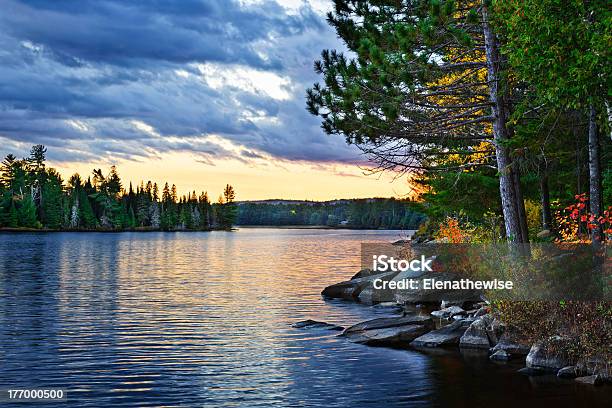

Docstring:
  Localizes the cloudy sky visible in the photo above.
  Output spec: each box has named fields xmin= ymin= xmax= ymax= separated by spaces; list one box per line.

xmin=0 ymin=0 xmax=406 ymax=200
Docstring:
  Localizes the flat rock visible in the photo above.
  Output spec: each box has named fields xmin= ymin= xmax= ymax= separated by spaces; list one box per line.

xmin=575 ymin=375 xmax=604 ymax=385
xmin=292 ymin=319 xmax=344 ymax=331
xmin=343 ymin=315 xmax=434 ymax=346
xmin=431 ymin=306 xmax=465 ymax=319
xmin=411 ymin=318 xmax=475 ymax=348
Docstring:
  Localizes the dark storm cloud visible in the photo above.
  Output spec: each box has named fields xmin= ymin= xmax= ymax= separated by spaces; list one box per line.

xmin=0 ymin=0 xmax=361 ymax=165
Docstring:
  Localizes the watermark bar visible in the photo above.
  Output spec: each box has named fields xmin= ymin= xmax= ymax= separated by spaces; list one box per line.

xmin=361 ymin=243 xmax=610 ymax=302
xmin=0 ymin=389 xmax=67 ymax=403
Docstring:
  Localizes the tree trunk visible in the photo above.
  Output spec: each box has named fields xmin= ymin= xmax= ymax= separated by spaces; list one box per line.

xmin=588 ymin=103 xmax=602 ymax=241
xmin=482 ymin=4 xmax=524 ymax=242
xmin=512 ymin=161 xmax=529 ymax=242
xmin=539 ymin=171 xmax=552 ymax=231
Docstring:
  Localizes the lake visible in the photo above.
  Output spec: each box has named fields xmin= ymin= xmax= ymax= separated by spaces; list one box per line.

xmin=0 ymin=229 xmax=608 ymax=407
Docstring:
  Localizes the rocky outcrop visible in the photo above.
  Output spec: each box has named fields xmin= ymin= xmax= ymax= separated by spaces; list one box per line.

xmin=321 ymin=270 xmax=398 ymax=303
xmin=525 ymin=343 xmax=570 ymax=372
xmin=292 ymin=320 xmax=344 ymax=331
xmin=410 ymin=318 xmax=475 ymax=348
xmin=343 ymin=315 xmax=434 ymax=346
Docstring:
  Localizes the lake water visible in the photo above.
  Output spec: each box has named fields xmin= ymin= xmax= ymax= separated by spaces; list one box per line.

xmin=0 ymin=229 xmax=608 ymax=407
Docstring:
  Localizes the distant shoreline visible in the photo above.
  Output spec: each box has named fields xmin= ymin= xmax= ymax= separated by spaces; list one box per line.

xmin=0 ymin=226 xmax=416 ymax=233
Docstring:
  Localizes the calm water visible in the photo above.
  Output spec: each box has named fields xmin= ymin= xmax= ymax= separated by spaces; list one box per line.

xmin=0 ymin=229 xmax=608 ymax=407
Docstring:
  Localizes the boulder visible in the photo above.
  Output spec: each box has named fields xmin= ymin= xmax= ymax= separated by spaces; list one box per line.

xmin=474 ymin=307 xmax=488 ymax=318
xmin=575 ymin=375 xmax=604 ymax=386
xmin=459 ymin=315 xmax=494 ymax=349
xmin=411 ymin=318 xmax=475 ymax=348
xmin=490 ymin=332 xmax=530 ymax=356
xmin=490 ymin=350 xmax=510 ymax=361
xmin=393 ymin=271 xmax=482 ymax=305
xmin=292 ymin=320 xmax=343 ymax=331
xmin=431 ymin=306 xmax=465 ymax=319
xmin=321 ymin=270 xmax=398 ymax=302
xmin=526 ymin=343 xmax=570 ymax=372
xmin=557 ymin=366 xmax=583 ymax=379
xmin=343 ymin=315 xmax=434 ymax=346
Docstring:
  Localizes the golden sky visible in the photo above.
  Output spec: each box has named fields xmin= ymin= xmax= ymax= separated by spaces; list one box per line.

xmin=51 ymin=152 xmax=411 ymax=201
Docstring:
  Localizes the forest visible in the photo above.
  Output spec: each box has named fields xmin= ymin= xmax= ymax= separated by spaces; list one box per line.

xmin=236 ymin=199 xmax=425 ymax=229
xmin=0 ymin=145 xmax=238 ymax=231
xmin=307 ymin=0 xmax=611 ymax=243
xmin=306 ymin=0 xmax=611 ymax=368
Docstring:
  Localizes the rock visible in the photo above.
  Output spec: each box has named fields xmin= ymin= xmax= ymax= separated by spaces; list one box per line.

xmin=460 ymin=315 xmax=494 ymax=349
xmin=431 ymin=306 xmax=465 ymax=319
xmin=576 ymin=355 xmax=612 ymax=383
xmin=321 ymin=270 xmax=398 ymax=303
xmin=343 ymin=315 xmax=434 ymax=346
xmin=526 ymin=343 xmax=570 ymax=372
xmin=490 ymin=332 xmax=530 ymax=356
xmin=474 ymin=307 xmax=488 ymax=317
xmin=517 ymin=367 xmax=547 ymax=376
xmin=536 ymin=229 xmax=551 ymax=238
xmin=411 ymin=318 xmax=475 ymax=348
xmin=575 ymin=375 xmax=604 ymax=385
xmin=441 ymin=300 xmax=463 ymax=308
xmin=350 ymin=268 xmax=374 ymax=280
xmin=391 ymin=239 xmax=411 ymax=246
xmin=292 ymin=320 xmax=344 ymax=331
xmin=490 ymin=350 xmax=510 ymax=361
xmin=557 ymin=366 xmax=582 ymax=379
xmin=394 ymin=271 xmax=482 ymax=305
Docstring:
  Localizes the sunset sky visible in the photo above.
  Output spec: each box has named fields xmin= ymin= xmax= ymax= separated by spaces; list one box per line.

xmin=0 ymin=0 xmax=410 ymax=200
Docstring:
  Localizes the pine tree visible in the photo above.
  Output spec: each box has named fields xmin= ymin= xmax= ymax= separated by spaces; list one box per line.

xmin=17 ymin=195 xmax=38 ymax=228
xmin=7 ymin=199 xmax=18 ymax=227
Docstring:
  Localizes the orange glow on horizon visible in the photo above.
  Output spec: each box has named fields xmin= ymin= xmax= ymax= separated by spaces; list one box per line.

xmin=50 ymin=151 xmax=413 ymax=201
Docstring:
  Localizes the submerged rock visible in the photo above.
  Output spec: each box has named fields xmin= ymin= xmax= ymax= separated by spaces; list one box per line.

xmin=517 ymin=367 xmax=547 ymax=376
xmin=526 ymin=343 xmax=570 ymax=372
xmin=343 ymin=315 xmax=433 ymax=346
xmin=410 ymin=318 xmax=475 ymax=348
xmin=292 ymin=320 xmax=344 ymax=331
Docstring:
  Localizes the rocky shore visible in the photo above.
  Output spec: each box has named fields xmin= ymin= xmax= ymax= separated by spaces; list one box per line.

xmin=295 ymin=265 xmax=611 ymax=386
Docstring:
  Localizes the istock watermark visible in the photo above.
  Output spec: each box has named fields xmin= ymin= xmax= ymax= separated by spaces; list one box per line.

xmin=372 ymin=254 xmax=433 ymax=272
xmin=359 ymin=242 xmax=609 ymax=302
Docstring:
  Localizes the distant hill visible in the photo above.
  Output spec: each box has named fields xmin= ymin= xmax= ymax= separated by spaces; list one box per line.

xmin=235 ymin=198 xmax=425 ymax=229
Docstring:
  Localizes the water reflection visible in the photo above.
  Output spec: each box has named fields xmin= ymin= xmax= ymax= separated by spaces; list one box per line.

xmin=0 ymin=230 xmax=608 ymax=407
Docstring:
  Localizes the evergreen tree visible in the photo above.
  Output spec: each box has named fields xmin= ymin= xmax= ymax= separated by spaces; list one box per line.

xmin=17 ymin=194 xmax=38 ymax=228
